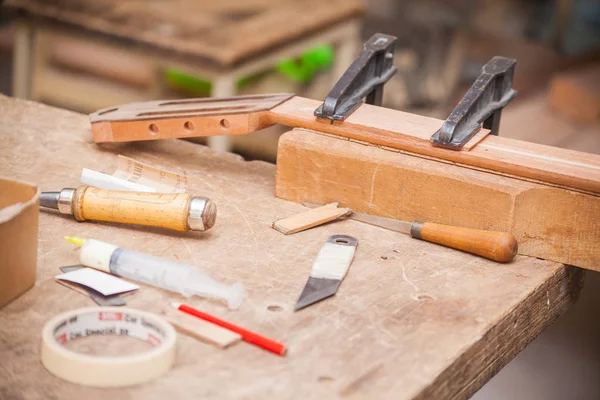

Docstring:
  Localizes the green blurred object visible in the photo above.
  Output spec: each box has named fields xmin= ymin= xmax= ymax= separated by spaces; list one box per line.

xmin=164 ymin=45 xmax=334 ymax=94
xmin=164 ymin=69 xmax=264 ymax=96
xmin=276 ymin=45 xmax=335 ymax=83
xmin=164 ymin=69 xmax=211 ymax=95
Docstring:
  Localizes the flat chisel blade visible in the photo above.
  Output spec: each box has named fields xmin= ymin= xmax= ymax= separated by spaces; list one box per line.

xmin=303 ymin=202 xmax=412 ymax=235
xmin=294 ymin=277 xmax=340 ymax=311
xmin=348 ymin=212 xmax=412 ymax=235
xmin=294 ymin=234 xmax=358 ymax=312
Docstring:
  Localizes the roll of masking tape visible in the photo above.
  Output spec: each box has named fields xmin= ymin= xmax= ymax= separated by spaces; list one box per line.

xmin=41 ymin=307 xmax=176 ymax=387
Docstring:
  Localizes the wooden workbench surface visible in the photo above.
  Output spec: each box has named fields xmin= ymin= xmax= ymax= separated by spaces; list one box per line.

xmin=0 ymin=95 xmax=584 ymax=399
xmin=5 ymin=0 xmax=363 ymax=66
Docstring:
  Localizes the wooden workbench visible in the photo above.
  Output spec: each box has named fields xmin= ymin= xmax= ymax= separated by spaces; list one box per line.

xmin=6 ymin=0 xmax=363 ymax=66
xmin=0 ymin=95 xmax=584 ymax=399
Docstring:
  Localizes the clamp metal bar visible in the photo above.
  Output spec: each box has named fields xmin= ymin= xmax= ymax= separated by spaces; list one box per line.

xmin=314 ymin=33 xmax=398 ymax=121
xmin=431 ymin=56 xmax=517 ymax=149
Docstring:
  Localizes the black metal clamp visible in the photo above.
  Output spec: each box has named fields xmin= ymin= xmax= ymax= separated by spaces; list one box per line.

xmin=430 ymin=57 xmax=518 ymax=149
xmin=314 ymin=33 xmax=398 ymax=121
xmin=315 ymin=33 xmax=516 ymax=149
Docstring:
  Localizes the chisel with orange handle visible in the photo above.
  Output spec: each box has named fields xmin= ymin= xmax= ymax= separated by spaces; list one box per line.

xmin=40 ymin=185 xmax=216 ymax=232
xmin=304 ymin=202 xmax=518 ymax=262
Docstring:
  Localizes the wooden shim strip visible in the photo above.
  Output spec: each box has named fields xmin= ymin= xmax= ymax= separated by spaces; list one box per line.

xmin=268 ymin=96 xmax=600 ymax=194
xmin=275 ymin=129 xmax=600 ymax=270
xmin=272 ymin=202 xmax=351 ymax=235
xmin=164 ymin=309 xmax=241 ymax=349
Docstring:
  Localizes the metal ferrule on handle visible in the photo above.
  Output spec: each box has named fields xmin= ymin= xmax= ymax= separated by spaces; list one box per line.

xmin=39 ymin=188 xmax=76 ymax=215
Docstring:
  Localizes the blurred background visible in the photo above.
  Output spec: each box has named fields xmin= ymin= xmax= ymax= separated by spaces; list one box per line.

xmin=1 ymin=0 xmax=599 ymax=398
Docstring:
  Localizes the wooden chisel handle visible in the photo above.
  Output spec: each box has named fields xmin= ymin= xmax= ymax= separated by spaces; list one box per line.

xmin=410 ymin=222 xmax=518 ymax=262
xmin=70 ymin=186 xmax=216 ymax=232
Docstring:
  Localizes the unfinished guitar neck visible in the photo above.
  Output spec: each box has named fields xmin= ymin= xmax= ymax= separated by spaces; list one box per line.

xmin=90 ymin=93 xmax=600 ymax=195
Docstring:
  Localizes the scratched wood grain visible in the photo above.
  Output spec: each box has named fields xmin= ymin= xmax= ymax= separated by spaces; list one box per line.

xmin=5 ymin=0 xmax=363 ymax=66
xmin=0 ymin=95 xmax=583 ymax=399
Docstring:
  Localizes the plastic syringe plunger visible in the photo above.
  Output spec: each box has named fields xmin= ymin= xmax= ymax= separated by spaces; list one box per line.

xmin=66 ymin=237 xmax=245 ymax=310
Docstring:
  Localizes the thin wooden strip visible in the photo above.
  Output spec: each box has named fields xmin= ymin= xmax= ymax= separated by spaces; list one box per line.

xmin=272 ymin=203 xmax=351 ymax=235
xmin=164 ymin=309 xmax=241 ymax=349
xmin=268 ymin=96 xmax=600 ymax=194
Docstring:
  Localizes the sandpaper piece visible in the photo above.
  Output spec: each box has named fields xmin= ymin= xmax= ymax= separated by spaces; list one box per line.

xmin=57 ymin=265 xmax=126 ymax=306
xmin=56 ymin=268 xmax=139 ymax=296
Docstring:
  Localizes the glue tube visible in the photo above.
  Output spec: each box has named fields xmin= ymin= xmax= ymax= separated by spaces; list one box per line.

xmin=65 ymin=237 xmax=244 ymax=310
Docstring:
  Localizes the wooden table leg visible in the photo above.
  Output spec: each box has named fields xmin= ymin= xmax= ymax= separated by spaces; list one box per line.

xmin=208 ymin=75 xmax=236 ymax=152
xmin=12 ymin=22 xmax=34 ymax=99
xmin=148 ymin=65 xmax=169 ymax=98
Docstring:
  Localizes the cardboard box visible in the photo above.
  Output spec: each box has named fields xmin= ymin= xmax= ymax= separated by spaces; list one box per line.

xmin=0 ymin=178 xmax=39 ymax=308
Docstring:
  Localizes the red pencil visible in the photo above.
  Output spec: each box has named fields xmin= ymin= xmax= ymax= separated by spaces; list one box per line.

xmin=171 ymin=302 xmax=287 ymax=356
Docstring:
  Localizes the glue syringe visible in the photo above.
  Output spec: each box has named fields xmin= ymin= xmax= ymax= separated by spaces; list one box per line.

xmin=65 ymin=236 xmax=244 ymax=310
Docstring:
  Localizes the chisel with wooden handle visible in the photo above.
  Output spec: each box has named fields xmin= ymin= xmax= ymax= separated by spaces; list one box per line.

xmin=303 ymin=203 xmax=518 ymax=262
xmin=40 ymin=185 xmax=216 ymax=232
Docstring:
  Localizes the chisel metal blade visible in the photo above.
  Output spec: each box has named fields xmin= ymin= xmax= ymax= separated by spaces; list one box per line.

xmin=346 ymin=211 xmax=412 ymax=235
xmin=294 ymin=234 xmax=358 ymax=312
xmin=294 ymin=277 xmax=340 ymax=311
xmin=303 ymin=202 xmax=412 ymax=235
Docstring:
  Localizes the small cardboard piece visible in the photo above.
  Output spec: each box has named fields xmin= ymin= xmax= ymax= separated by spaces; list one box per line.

xmin=0 ymin=177 xmax=39 ymax=308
